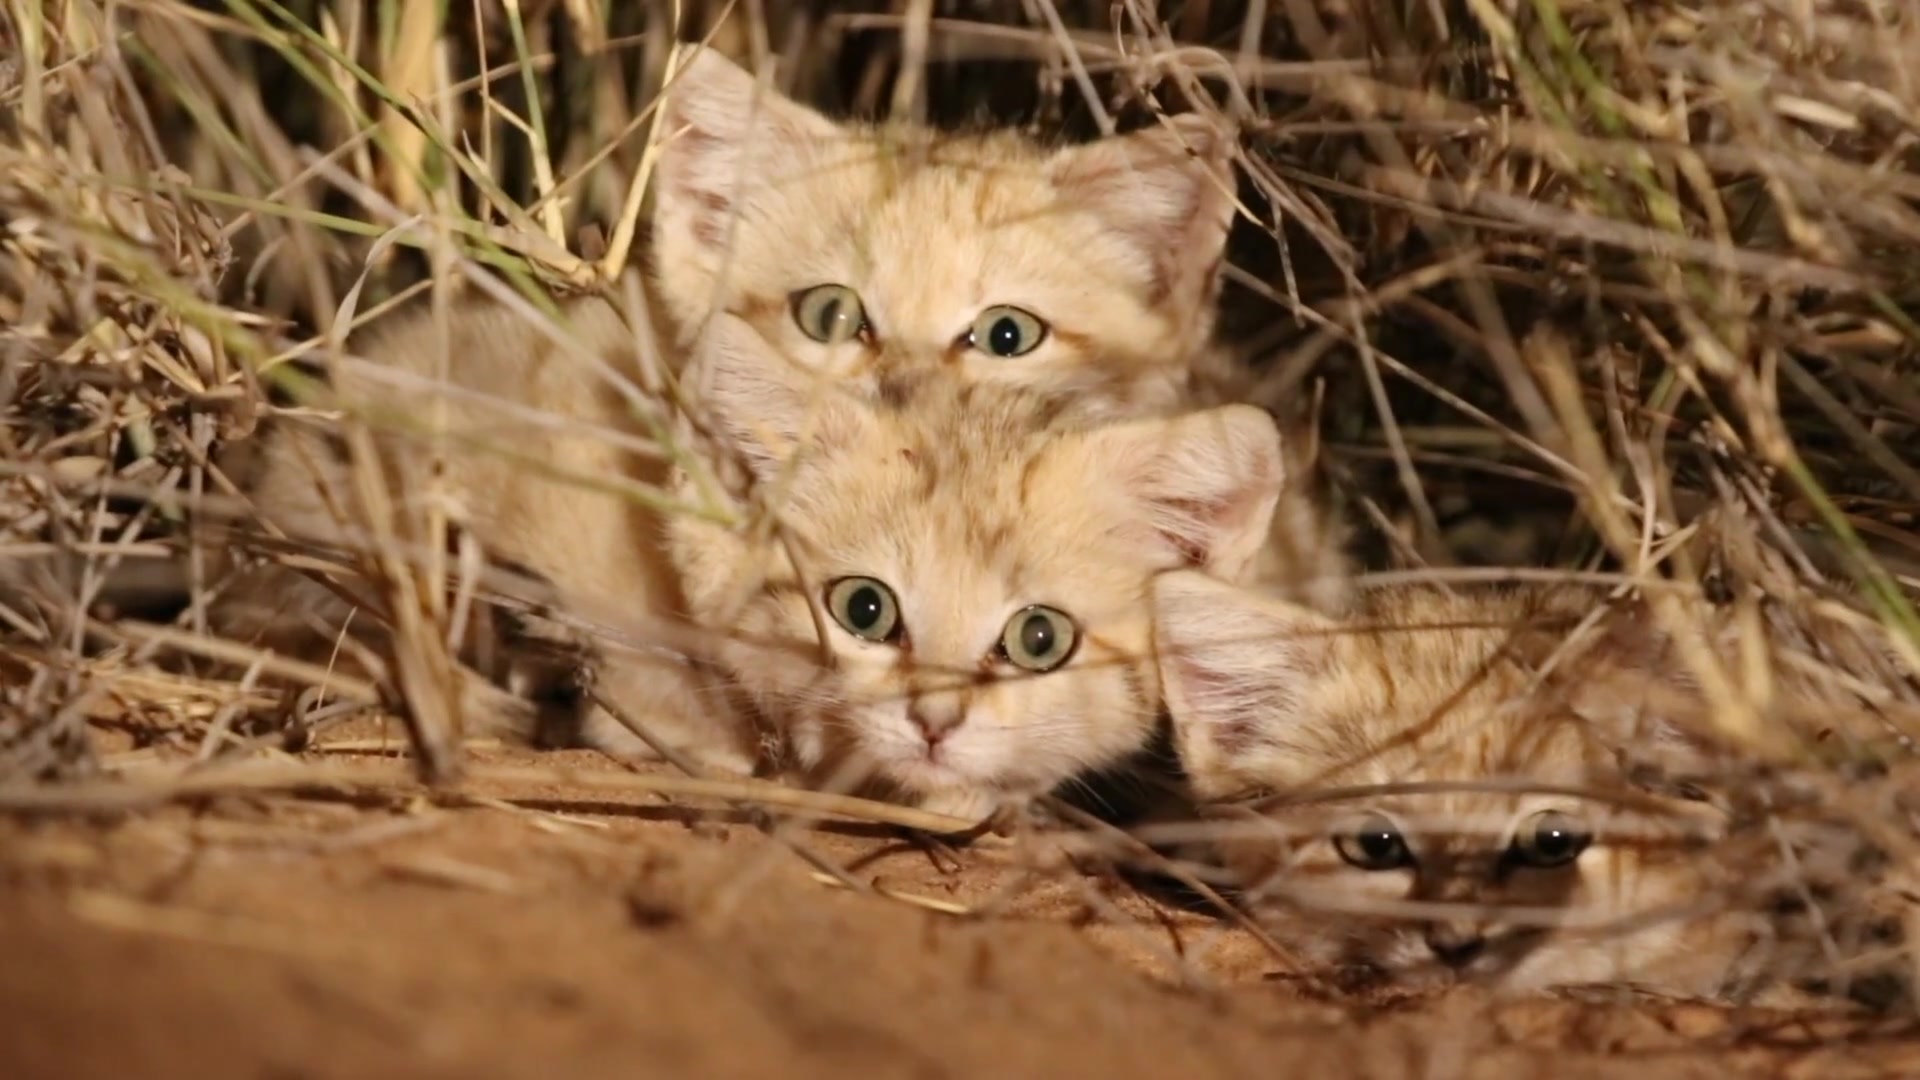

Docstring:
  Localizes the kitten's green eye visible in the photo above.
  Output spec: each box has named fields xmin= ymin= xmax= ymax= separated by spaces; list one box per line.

xmin=1509 ymin=809 xmax=1591 ymax=869
xmin=791 ymin=284 xmax=869 ymax=344
xmin=968 ymin=306 xmax=1047 ymax=358
xmin=1334 ymin=813 xmax=1413 ymax=871
xmin=825 ymin=576 xmax=902 ymax=643
xmin=998 ymin=605 xmax=1078 ymax=672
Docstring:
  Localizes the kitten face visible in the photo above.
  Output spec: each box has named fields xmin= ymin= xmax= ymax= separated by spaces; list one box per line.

xmin=1210 ymin=746 xmax=1723 ymax=995
xmin=668 ymin=322 xmax=1285 ymax=820
xmin=1154 ymin=573 xmax=1749 ymax=995
xmin=650 ymin=47 xmax=1236 ymax=416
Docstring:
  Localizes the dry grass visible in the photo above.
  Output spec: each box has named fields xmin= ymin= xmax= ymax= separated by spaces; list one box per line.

xmin=3 ymin=0 xmax=1920 ymax=1055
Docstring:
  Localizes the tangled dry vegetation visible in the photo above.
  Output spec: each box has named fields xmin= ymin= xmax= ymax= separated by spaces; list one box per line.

xmin=4 ymin=0 xmax=1920 ymax=1073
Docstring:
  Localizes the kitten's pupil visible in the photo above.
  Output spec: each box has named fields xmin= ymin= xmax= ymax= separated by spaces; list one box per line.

xmin=988 ymin=316 xmax=1022 ymax=357
xmin=968 ymin=306 xmax=1046 ymax=358
xmin=792 ymin=284 xmax=866 ymax=344
xmin=998 ymin=605 xmax=1078 ymax=672
xmin=847 ymin=586 xmax=884 ymax=631
xmin=826 ymin=576 xmax=900 ymax=643
xmin=1511 ymin=809 xmax=1591 ymax=868
xmin=1336 ymin=813 xmax=1410 ymax=870
xmin=1019 ymin=612 xmax=1053 ymax=656
xmin=1359 ymin=827 xmax=1399 ymax=861
xmin=1534 ymin=822 xmax=1574 ymax=859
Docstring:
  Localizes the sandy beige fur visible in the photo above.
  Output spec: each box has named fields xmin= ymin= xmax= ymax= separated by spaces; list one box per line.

xmin=206 ymin=298 xmax=745 ymax=764
xmin=1154 ymin=570 xmax=1920 ymax=1004
xmin=208 ymin=43 xmax=1324 ymax=815
xmin=212 ymin=301 xmax=1289 ymax=819
xmin=650 ymin=46 xmax=1238 ymax=417
xmin=666 ymin=322 xmax=1287 ymax=821
xmin=653 ymin=49 xmax=1356 ymax=616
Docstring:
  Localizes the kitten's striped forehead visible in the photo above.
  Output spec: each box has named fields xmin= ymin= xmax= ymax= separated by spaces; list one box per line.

xmin=1267 ymin=587 xmax=1618 ymax=786
xmin=874 ymin=373 xmax=1083 ymax=539
xmin=794 ymin=371 xmax=1116 ymax=588
xmin=871 ymin=369 xmax=1081 ymax=438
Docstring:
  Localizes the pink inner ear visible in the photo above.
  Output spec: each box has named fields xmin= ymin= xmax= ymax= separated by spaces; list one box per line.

xmin=1057 ymin=142 xmax=1222 ymax=303
xmin=1049 ymin=168 xmax=1167 ymax=297
xmin=1156 ymin=492 xmax=1245 ymax=568
xmin=1170 ymin=650 xmax=1270 ymax=758
xmin=658 ymin=123 xmax=736 ymax=248
xmin=687 ymin=195 xmax=733 ymax=250
xmin=1158 ymin=496 xmax=1220 ymax=565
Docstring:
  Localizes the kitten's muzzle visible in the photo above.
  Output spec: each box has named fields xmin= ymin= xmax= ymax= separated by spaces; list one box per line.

xmin=1423 ymin=922 xmax=1487 ymax=968
xmin=907 ymin=697 xmax=966 ymax=747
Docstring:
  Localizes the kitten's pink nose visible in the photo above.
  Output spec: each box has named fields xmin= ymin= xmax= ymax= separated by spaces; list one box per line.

xmin=1424 ymin=924 xmax=1486 ymax=968
xmin=908 ymin=701 xmax=965 ymax=745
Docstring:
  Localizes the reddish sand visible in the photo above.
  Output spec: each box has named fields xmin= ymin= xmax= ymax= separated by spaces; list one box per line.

xmin=3 ymin=743 xmax=1918 ymax=1079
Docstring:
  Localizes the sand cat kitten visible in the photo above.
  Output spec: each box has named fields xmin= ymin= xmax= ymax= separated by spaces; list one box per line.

xmin=213 ymin=300 xmax=1288 ymax=819
xmin=665 ymin=320 xmax=1287 ymax=821
xmin=651 ymin=46 xmax=1238 ymax=416
xmin=209 ymin=299 xmax=747 ymax=766
xmin=210 ymin=39 xmax=1250 ymax=758
xmin=209 ymin=35 xmax=1344 ymax=820
xmin=656 ymin=46 xmax=1351 ymax=614
xmin=1152 ymin=570 xmax=1919 ymax=1003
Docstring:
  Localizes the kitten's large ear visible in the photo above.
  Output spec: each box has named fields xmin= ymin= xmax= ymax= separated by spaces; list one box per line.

xmin=1154 ymin=570 xmax=1336 ymax=800
xmin=1558 ymin=612 xmax=1736 ymax=793
xmin=694 ymin=316 xmax=872 ymax=482
xmin=651 ymin=47 xmax=841 ymax=313
xmin=1079 ymin=403 xmax=1284 ymax=581
xmin=1046 ymin=114 xmax=1237 ymax=307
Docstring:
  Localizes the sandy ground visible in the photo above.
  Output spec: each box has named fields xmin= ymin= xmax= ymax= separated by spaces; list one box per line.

xmin=5 ymin=741 xmax=1920 ymax=1080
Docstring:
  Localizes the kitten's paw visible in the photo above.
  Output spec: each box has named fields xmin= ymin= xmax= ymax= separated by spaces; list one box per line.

xmin=910 ymin=787 xmax=1006 ymax=826
xmin=455 ymin=666 xmax=547 ymax=745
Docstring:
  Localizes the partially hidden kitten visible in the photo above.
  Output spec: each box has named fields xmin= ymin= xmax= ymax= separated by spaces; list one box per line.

xmin=1152 ymin=569 xmax=1920 ymax=1005
xmin=650 ymin=45 xmax=1238 ymax=416
xmin=213 ymin=301 xmax=1289 ymax=821
xmin=665 ymin=319 xmax=1288 ymax=821
xmin=211 ymin=40 xmax=1257 ymax=764
xmin=209 ymin=299 xmax=741 ymax=766
xmin=651 ymin=49 xmax=1370 ymax=614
